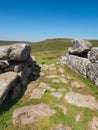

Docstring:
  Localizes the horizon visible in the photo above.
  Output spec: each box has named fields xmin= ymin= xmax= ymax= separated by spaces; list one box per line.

xmin=0 ymin=0 xmax=98 ymax=41
xmin=0 ymin=37 xmax=98 ymax=43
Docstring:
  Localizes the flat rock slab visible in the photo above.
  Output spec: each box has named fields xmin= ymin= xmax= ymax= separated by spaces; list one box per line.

xmin=51 ymin=92 xmax=62 ymax=99
xmin=0 ymin=72 xmax=18 ymax=104
xmin=71 ymin=81 xmax=86 ymax=88
xmin=65 ymin=92 xmax=98 ymax=110
xmin=88 ymin=116 xmax=98 ymax=130
xmin=29 ymin=88 xmax=46 ymax=99
xmin=58 ymin=88 xmax=66 ymax=92
xmin=51 ymin=124 xmax=72 ymax=130
xmin=46 ymin=75 xmax=58 ymax=79
xmin=59 ymin=78 xmax=68 ymax=84
xmin=58 ymin=67 xmax=65 ymax=73
xmin=13 ymin=103 xmax=56 ymax=125
xmin=39 ymin=82 xmax=55 ymax=92
xmin=52 ymin=79 xmax=60 ymax=83
xmin=55 ymin=124 xmax=66 ymax=130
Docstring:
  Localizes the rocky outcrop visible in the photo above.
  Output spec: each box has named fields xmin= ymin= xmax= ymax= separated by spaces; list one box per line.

xmin=66 ymin=54 xmax=90 ymax=76
xmin=88 ymin=47 xmax=98 ymax=63
xmin=68 ymin=39 xmax=92 ymax=56
xmin=86 ymin=63 xmax=98 ymax=86
xmin=0 ymin=43 xmax=40 ymax=104
xmin=59 ymin=39 xmax=98 ymax=86
xmin=0 ymin=72 xmax=18 ymax=104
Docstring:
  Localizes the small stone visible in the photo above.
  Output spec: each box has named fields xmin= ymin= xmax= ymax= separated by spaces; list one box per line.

xmin=30 ymin=88 xmax=46 ymax=99
xmin=12 ymin=103 xmax=56 ymax=125
xmin=58 ymin=67 xmax=65 ymax=73
xmin=51 ymin=92 xmax=62 ymax=99
xmin=88 ymin=116 xmax=98 ymax=130
xmin=52 ymin=79 xmax=60 ymax=83
xmin=59 ymin=78 xmax=68 ymax=84
xmin=58 ymin=88 xmax=66 ymax=92
xmin=75 ymin=111 xmax=83 ymax=122
xmin=55 ymin=124 xmax=66 ymax=130
xmin=55 ymin=104 xmax=67 ymax=115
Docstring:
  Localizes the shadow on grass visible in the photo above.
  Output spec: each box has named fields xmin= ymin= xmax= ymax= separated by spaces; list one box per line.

xmin=0 ymin=63 xmax=41 ymax=114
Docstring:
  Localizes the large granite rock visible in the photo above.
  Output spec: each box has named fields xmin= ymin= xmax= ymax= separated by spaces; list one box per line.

xmin=68 ymin=39 xmax=92 ymax=55
xmin=0 ymin=44 xmax=40 ymax=104
xmin=88 ymin=47 xmax=98 ymax=63
xmin=0 ymin=72 xmax=18 ymax=104
xmin=66 ymin=54 xmax=90 ymax=76
xmin=0 ymin=46 xmax=11 ymax=60
xmin=86 ymin=63 xmax=98 ymax=86
xmin=9 ymin=44 xmax=31 ymax=61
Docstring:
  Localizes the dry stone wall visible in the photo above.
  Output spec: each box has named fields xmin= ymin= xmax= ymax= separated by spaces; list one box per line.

xmin=0 ymin=43 xmax=40 ymax=104
xmin=59 ymin=39 xmax=98 ymax=86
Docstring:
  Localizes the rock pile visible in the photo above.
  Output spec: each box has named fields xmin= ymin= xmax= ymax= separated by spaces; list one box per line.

xmin=0 ymin=43 xmax=40 ymax=104
xmin=59 ymin=39 xmax=98 ymax=86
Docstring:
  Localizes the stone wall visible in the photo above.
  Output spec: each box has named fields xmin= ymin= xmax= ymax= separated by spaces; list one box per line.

xmin=59 ymin=39 xmax=98 ymax=86
xmin=0 ymin=43 xmax=40 ymax=104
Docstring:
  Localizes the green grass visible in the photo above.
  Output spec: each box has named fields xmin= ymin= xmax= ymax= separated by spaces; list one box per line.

xmin=0 ymin=38 xmax=98 ymax=130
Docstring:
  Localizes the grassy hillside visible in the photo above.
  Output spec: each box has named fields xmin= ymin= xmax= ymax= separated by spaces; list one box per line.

xmin=0 ymin=38 xmax=98 ymax=64
xmin=30 ymin=38 xmax=98 ymax=64
xmin=0 ymin=40 xmax=31 ymax=46
xmin=0 ymin=38 xmax=98 ymax=130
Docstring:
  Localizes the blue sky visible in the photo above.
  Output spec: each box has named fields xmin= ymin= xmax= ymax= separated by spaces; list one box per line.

xmin=0 ymin=0 xmax=98 ymax=41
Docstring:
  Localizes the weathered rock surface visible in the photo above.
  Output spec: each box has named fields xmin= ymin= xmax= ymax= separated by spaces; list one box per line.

xmin=88 ymin=47 xmax=98 ymax=63
xmin=12 ymin=103 xmax=56 ymax=125
xmin=0 ymin=46 xmax=11 ymax=60
xmin=54 ymin=124 xmax=66 ymax=130
xmin=65 ymin=92 xmax=98 ymax=110
xmin=0 ymin=60 xmax=9 ymax=69
xmin=71 ymin=81 xmax=85 ymax=88
xmin=0 ymin=44 xmax=40 ymax=104
xmin=46 ymin=75 xmax=58 ymax=79
xmin=86 ymin=63 xmax=98 ymax=86
xmin=51 ymin=92 xmax=62 ymax=99
xmin=66 ymin=54 xmax=90 ymax=76
xmin=38 ymin=82 xmax=55 ymax=92
xmin=9 ymin=44 xmax=31 ymax=61
xmin=0 ymin=72 xmax=18 ymax=104
xmin=88 ymin=116 xmax=98 ymax=130
xmin=68 ymin=39 xmax=92 ymax=55
xmin=29 ymin=88 xmax=46 ymax=99
xmin=59 ymin=39 xmax=98 ymax=86
xmin=51 ymin=124 xmax=72 ymax=130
